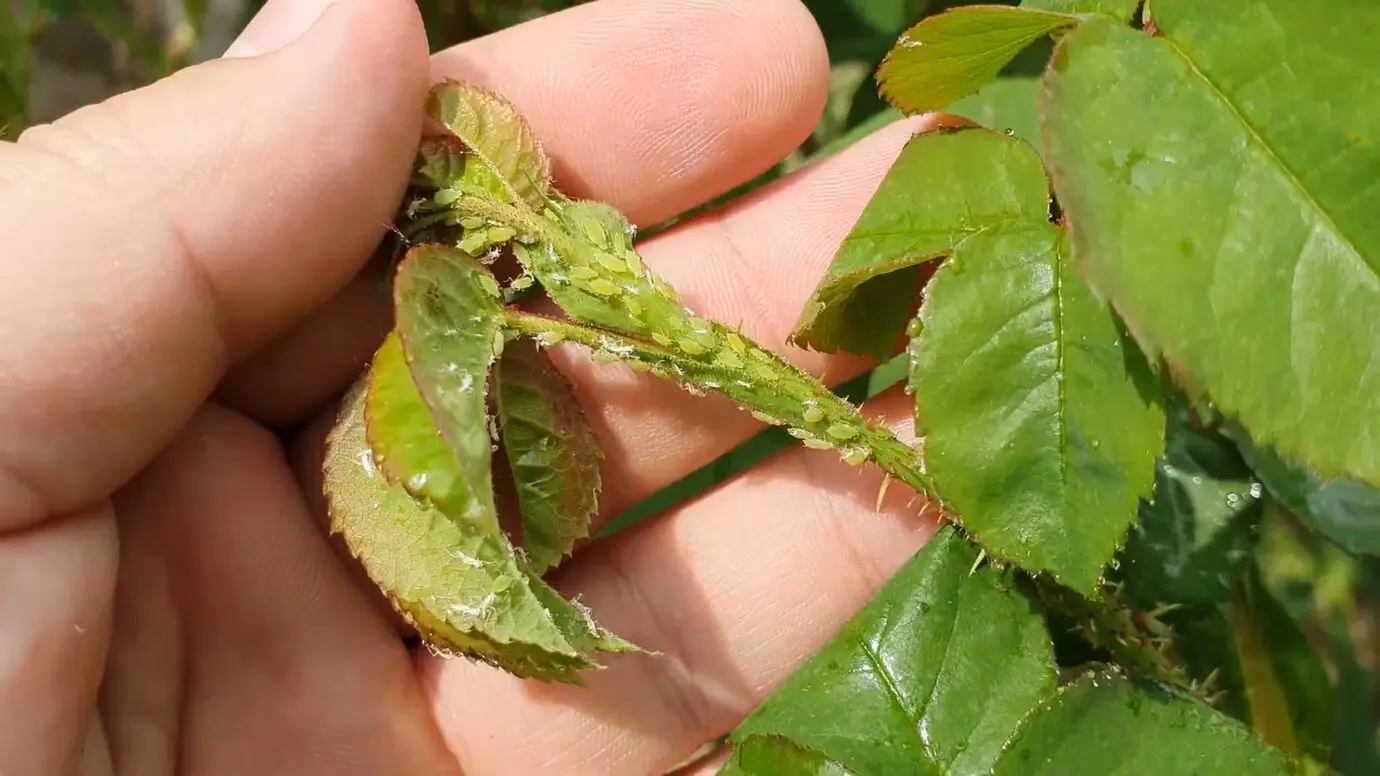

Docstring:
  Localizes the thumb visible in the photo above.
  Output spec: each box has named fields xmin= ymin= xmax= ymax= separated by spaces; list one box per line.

xmin=0 ymin=0 xmax=428 ymax=531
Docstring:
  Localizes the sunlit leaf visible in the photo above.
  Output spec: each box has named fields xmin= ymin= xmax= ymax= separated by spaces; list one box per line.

xmin=989 ymin=671 xmax=1290 ymax=774
xmin=1233 ymin=429 xmax=1380 ymax=557
xmin=720 ymin=737 xmax=858 ymax=776
xmin=1118 ymin=407 xmax=1263 ymax=607
xmin=365 ymin=332 xmax=494 ymax=530
xmin=791 ymin=129 xmax=1052 ymax=358
xmin=726 ymin=527 xmax=1056 ymax=775
xmin=902 ymin=129 xmax=1163 ymax=594
xmin=946 ymin=75 xmax=1042 ymax=148
xmin=495 ymin=338 xmax=603 ymax=575
xmin=324 ymin=381 xmax=639 ymax=682
xmin=1021 ymin=0 xmax=1138 ymax=21
xmin=423 ymin=79 xmax=552 ymax=208
xmin=877 ymin=6 xmax=1075 ymax=115
xmin=1044 ymin=3 xmax=1380 ymax=485
xmin=393 ymin=244 xmax=507 ymax=526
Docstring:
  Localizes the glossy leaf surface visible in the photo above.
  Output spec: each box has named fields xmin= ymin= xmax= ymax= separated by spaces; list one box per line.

xmin=719 ymin=737 xmax=858 ymax=776
xmin=904 ymin=130 xmax=1163 ymax=593
xmin=1044 ymin=4 xmax=1380 ymax=485
xmin=495 ymin=338 xmax=603 ymax=574
xmin=990 ymin=672 xmax=1290 ymax=774
xmin=727 ymin=527 xmax=1056 ymax=775
xmin=791 ymin=129 xmax=1051 ymax=358
xmin=878 ymin=6 xmax=1074 ymax=115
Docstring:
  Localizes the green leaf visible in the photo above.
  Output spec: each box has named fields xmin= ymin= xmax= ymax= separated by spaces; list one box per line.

xmin=422 ymin=79 xmax=552 ymax=209
xmin=901 ymin=129 xmax=1163 ymax=594
xmin=1043 ymin=4 xmax=1380 ymax=486
xmin=791 ymin=128 xmax=1053 ymax=358
xmin=720 ymin=737 xmax=859 ymax=776
xmin=1226 ymin=569 xmax=1336 ymax=771
xmin=392 ymin=244 xmax=507 ymax=526
xmin=1233 ymin=429 xmax=1380 ymax=557
xmin=1170 ymin=568 xmax=1335 ymax=773
xmin=1020 ymin=0 xmax=1137 ymax=21
xmin=877 ymin=6 xmax=1075 ymax=115
xmin=727 ymin=526 xmax=1056 ymax=775
xmin=365 ymin=332 xmax=495 ymax=531
xmin=323 ymin=380 xmax=638 ymax=682
xmin=989 ymin=671 xmax=1290 ymax=774
xmin=946 ymin=75 xmax=1042 ymax=148
xmin=495 ymin=338 xmax=603 ymax=575
xmin=1118 ymin=407 xmax=1264 ymax=607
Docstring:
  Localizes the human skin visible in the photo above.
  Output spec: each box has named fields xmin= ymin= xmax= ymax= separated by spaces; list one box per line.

xmin=0 ymin=0 xmax=942 ymax=773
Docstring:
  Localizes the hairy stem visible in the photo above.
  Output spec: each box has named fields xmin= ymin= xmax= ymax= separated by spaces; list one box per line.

xmin=504 ymin=311 xmax=932 ymax=494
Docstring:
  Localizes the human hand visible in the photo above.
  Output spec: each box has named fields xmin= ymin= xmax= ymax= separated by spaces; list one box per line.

xmin=0 ymin=1 xmax=942 ymax=773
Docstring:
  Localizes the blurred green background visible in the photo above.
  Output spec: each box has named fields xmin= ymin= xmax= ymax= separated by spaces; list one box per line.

xmin=3 ymin=0 xmax=1377 ymax=770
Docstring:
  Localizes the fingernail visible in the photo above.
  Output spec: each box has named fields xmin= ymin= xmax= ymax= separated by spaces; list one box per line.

xmin=223 ymin=0 xmax=341 ymax=59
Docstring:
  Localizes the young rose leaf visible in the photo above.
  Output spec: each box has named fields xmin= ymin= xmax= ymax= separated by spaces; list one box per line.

xmin=1117 ymin=407 xmax=1264 ymax=608
xmin=324 ymin=381 xmax=639 ymax=682
xmin=877 ymin=6 xmax=1076 ymax=115
xmin=947 ymin=75 xmax=1043 ymax=149
xmin=1020 ymin=0 xmax=1138 ymax=21
xmin=495 ymin=338 xmax=603 ymax=575
xmin=1044 ymin=4 xmax=1380 ymax=486
xmin=393 ymin=244 xmax=508 ymax=525
xmin=1232 ymin=428 xmax=1380 ymax=557
xmin=719 ymin=737 xmax=858 ymax=776
xmin=423 ymin=78 xmax=551 ymax=208
xmin=791 ymin=129 xmax=1053 ymax=358
xmin=989 ymin=671 xmax=1290 ymax=775
xmin=726 ymin=527 xmax=1056 ymax=775
xmin=903 ymin=129 xmax=1164 ymax=594
xmin=365 ymin=332 xmax=497 ymax=531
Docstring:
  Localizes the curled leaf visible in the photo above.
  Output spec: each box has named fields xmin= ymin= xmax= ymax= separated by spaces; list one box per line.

xmin=423 ymin=78 xmax=552 ymax=208
xmin=495 ymin=338 xmax=603 ymax=575
xmin=392 ymin=243 xmax=508 ymax=525
xmin=366 ymin=331 xmax=491 ymax=529
xmin=325 ymin=380 xmax=639 ymax=682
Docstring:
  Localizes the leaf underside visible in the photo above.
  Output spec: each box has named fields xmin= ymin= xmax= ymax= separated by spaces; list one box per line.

xmin=901 ymin=129 xmax=1163 ymax=594
xmin=1044 ymin=2 xmax=1380 ymax=486
xmin=495 ymin=338 xmax=604 ymax=575
xmin=877 ymin=5 xmax=1075 ymax=116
